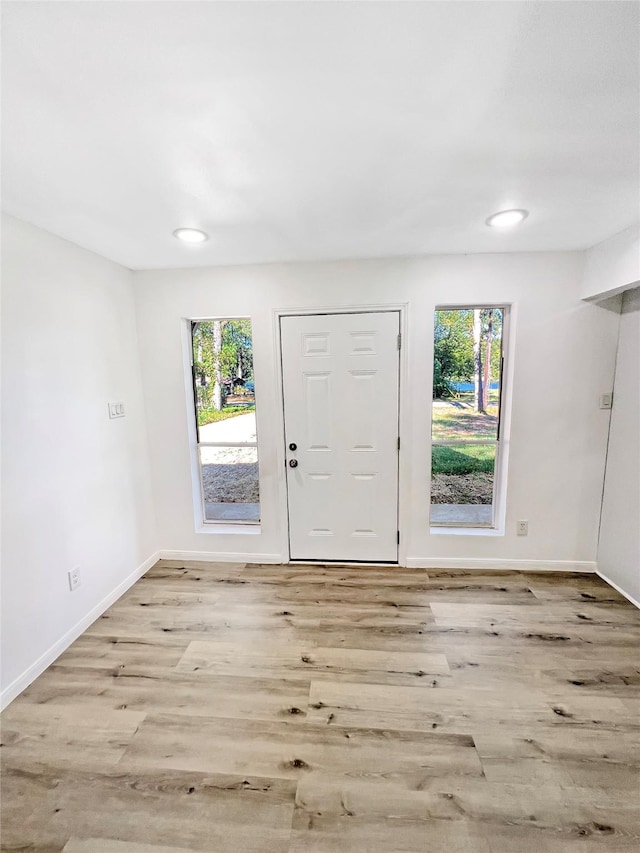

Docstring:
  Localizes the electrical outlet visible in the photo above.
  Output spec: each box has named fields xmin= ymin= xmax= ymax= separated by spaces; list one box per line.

xmin=517 ymin=520 xmax=528 ymax=536
xmin=68 ymin=567 xmax=81 ymax=591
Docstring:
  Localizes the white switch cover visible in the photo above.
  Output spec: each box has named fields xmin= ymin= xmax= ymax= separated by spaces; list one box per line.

xmin=108 ymin=402 xmax=125 ymax=418
xmin=600 ymin=393 xmax=613 ymax=410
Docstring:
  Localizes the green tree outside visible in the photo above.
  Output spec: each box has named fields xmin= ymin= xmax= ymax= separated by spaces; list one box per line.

xmin=433 ymin=308 xmax=502 ymax=409
xmin=192 ymin=319 xmax=255 ymax=425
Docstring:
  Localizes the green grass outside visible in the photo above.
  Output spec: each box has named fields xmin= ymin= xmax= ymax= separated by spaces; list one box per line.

xmin=198 ymin=404 xmax=255 ymax=427
xmin=432 ymin=393 xmax=499 ymax=442
xmin=441 ymin=390 xmax=500 ymax=406
xmin=432 ymin=444 xmax=495 ymax=476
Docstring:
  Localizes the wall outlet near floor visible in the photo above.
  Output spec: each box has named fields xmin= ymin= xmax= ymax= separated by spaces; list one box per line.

xmin=517 ymin=519 xmax=529 ymax=536
xmin=68 ymin=567 xmax=81 ymax=591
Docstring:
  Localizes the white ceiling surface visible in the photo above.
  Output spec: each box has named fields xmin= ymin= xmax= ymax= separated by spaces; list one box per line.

xmin=2 ymin=2 xmax=639 ymax=270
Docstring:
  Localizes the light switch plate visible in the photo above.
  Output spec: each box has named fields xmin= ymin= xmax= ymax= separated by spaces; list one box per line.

xmin=599 ymin=393 xmax=613 ymax=410
xmin=108 ymin=402 xmax=125 ymax=418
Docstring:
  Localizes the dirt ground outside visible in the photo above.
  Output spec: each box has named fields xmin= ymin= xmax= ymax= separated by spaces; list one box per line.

xmin=202 ymin=462 xmax=259 ymax=503
xmin=431 ymin=472 xmax=493 ymax=504
xmin=203 ymin=464 xmax=493 ymax=506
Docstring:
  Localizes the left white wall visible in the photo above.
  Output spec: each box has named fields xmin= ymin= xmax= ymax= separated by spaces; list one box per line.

xmin=1 ymin=214 xmax=157 ymax=707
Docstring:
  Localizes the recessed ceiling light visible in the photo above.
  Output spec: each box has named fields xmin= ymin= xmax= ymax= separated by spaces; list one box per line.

xmin=486 ymin=209 xmax=529 ymax=228
xmin=173 ymin=227 xmax=209 ymax=244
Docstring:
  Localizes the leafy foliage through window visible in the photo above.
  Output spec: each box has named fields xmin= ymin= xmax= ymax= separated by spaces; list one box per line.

xmin=433 ymin=309 xmax=502 ymax=404
xmin=192 ymin=319 xmax=255 ymax=424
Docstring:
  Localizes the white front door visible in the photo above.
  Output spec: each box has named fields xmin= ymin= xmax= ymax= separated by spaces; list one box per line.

xmin=281 ymin=311 xmax=400 ymax=562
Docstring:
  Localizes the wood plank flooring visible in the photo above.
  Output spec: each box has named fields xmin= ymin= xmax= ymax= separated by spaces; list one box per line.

xmin=1 ymin=561 xmax=639 ymax=852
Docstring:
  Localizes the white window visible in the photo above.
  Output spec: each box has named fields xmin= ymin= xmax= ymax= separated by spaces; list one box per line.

xmin=190 ymin=319 xmax=259 ymax=524
xmin=430 ymin=306 xmax=508 ymax=529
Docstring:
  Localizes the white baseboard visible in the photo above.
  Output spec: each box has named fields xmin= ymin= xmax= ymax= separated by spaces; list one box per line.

xmin=157 ymin=553 xmax=597 ymax=573
xmin=597 ymin=570 xmax=640 ymax=609
xmin=405 ymin=557 xmax=597 ymax=572
xmin=158 ymin=550 xmax=283 ymax=564
xmin=0 ymin=550 xmax=160 ymax=712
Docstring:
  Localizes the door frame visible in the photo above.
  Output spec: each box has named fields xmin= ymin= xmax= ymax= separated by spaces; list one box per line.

xmin=273 ymin=303 xmax=409 ymax=566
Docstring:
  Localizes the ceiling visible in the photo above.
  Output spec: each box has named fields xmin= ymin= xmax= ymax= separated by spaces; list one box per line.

xmin=2 ymin=1 xmax=639 ymax=270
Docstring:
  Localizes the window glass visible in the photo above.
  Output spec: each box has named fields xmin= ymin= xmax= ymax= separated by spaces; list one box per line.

xmin=191 ymin=319 xmax=259 ymax=523
xmin=431 ymin=308 xmax=504 ymax=527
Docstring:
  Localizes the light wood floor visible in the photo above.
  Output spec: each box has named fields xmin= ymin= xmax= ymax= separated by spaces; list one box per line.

xmin=2 ymin=561 xmax=639 ymax=852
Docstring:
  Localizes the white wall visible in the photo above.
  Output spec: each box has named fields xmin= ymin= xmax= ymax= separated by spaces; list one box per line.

xmin=581 ymin=223 xmax=640 ymax=301
xmin=597 ymin=287 xmax=640 ymax=604
xmin=1 ymin=215 xmax=157 ymax=706
xmin=134 ymin=250 xmax=619 ymax=569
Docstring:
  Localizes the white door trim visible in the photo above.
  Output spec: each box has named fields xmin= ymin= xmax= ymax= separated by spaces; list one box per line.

xmin=272 ymin=303 xmax=409 ymax=566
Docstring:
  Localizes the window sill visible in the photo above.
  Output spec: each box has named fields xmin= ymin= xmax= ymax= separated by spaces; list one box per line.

xmin=430 ymin=526 xmax=504 ymax=537
xmin=197 ymin=523 xmax=262 ymax=535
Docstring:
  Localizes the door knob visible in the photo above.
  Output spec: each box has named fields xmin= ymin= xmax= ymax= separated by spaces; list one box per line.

xmin=289 ymin=459 xmax=299 ymax=468
xmin=289 ymin=443 xmax=297 ymax=451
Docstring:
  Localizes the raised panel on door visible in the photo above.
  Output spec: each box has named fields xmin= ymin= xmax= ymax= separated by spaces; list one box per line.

xmin=280 ymin=311 xmax=400 ymax=562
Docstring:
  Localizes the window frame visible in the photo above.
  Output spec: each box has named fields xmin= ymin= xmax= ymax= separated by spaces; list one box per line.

xmin=188 ymin=317 xmax=260 ymax=528
xmin=430 ymin=304 xmax=510 ymax=531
